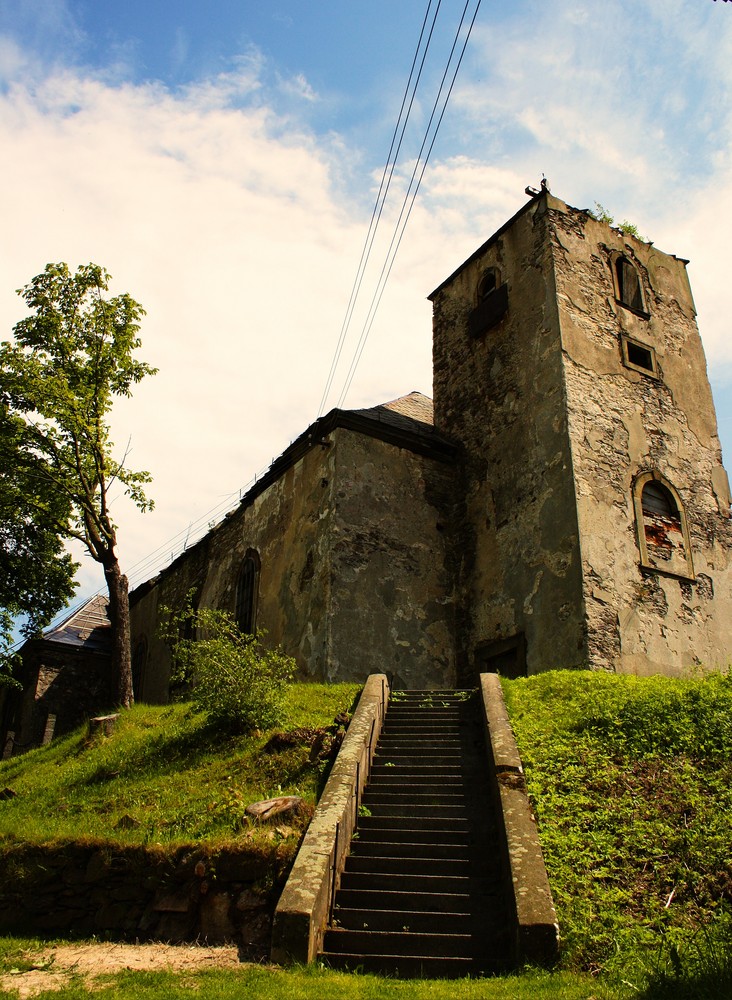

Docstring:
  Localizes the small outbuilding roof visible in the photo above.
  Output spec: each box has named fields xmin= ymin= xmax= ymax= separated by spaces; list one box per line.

xmin=38 ymin=595 xmax=112 ymax=654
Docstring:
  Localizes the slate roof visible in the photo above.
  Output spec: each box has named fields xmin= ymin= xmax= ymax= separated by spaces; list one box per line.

xmin=39 ymin=594 xmax=112 ymax=654
xmin=354 ymin=391 xmax=436 ymax=435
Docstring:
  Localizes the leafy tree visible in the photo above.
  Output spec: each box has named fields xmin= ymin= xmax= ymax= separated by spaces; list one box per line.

xmin=0 ymin=405 xmax=78 ymax=677
xmin=0 ymin=263 xmax=156 ymax=706
xmin=162 ymin=605 xmax=295 ymax=732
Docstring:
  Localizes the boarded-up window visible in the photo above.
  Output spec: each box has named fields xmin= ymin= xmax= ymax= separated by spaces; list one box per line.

xmin=236 ymin=553 xmax=260 ymax=634
xmin=616 ymin=256 xmax=645 ymax=313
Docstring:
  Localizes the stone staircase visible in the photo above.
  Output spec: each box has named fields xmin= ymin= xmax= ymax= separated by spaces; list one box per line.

xmin=319 ymin=689 xmax=514 ymax=977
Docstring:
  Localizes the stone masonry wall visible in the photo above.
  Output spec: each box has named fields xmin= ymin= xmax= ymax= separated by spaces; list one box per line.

xmin=431 ymin=198 xmax=586 ymax=678
xmin=0 ymin=842 xmax=289 ymax=957
xmin=550 ymin=202 xmax=732 ymax=674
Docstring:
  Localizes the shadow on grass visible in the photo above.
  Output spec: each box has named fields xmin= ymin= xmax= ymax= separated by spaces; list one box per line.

xmin=66 ymin=715 xmax=240 ymax=790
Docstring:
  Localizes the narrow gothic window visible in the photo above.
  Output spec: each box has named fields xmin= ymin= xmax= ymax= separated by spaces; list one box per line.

xmin=478 ymin=269 xmax=498 ymax=300
xmin=236 ymin=552 xmax=260 ymax=633
xmin=469 ymin=268 xmax=508 ymax=337
xmin=132 ymin=637 xmax=147 ymax=701
xmin=634 ymin=475 xmax=693 ymax=579
xmin=615 ymin=256 xmax=645 ymax=313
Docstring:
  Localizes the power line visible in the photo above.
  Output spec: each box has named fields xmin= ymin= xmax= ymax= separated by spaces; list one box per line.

xmin=316 ymin=0 xmax=444 ymax=419
xmin=335 ymin=0 xmax=483 ymax=409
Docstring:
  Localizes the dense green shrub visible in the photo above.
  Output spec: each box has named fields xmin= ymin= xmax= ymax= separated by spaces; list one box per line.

xmin=163 ymin=606 xmax=295 ymax=733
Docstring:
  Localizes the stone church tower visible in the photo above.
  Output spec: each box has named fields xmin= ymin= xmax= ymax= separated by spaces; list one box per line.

xmin=430 ymin=189 xmax=732 ymax=679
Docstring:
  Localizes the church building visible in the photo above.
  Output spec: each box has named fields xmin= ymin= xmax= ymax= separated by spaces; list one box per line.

xmin=8 ymin=186 xmax=730 ymax=754
xmin=128 ymin=187 xmax=732 ymax=696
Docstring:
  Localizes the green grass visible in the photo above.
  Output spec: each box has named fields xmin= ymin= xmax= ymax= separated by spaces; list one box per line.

xmin=503 ymin=670 xmax=732 ymax=994
xmin=2 ymin=672 xmax=732 ymax=998
xmin=0 ymin=684 xmax=361 ymax=847
xmin=0 ymin=938 xmax=616 ymax=1000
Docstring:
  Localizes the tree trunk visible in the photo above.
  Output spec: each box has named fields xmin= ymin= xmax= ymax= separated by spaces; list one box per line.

xmin=104 ymin=558 xmax=134 ymax=708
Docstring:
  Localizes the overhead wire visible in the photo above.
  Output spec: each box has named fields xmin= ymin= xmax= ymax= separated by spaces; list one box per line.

xmin=334 ymin=0 xmax=483 ymax=409
xmin=316 ymin=0 xmax=443 ymax=419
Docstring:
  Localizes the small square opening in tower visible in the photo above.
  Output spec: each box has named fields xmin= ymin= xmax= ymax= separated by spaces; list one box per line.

xmin=622 ymin=336 xmax=658 ymax=378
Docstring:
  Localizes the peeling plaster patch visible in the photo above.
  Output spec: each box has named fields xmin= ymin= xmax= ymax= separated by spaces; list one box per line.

xmin=712 ymin=465 xmax=732 ymax=517
xmin=523 ymin=572 xmax=544 ymax=615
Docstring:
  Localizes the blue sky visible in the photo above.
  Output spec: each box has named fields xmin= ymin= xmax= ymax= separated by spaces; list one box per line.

xmin=1 ymin=0 xmax=731 ymax=609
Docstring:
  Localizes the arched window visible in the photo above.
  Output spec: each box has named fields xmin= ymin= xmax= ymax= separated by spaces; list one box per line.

xmin=235 ymin=550 xmax=260 ymax=634
xmin=468 ymin=267 xmax=508 ymax=337
xmin=633 ymin=473 xmax=693 ymax=579
xmin=478 ymin=268 xmax=498 ymax=301
xmin=132 ymin=637 xmax=147 ymax=701
xmin=615 ymin=255 xmax=645 ymax=313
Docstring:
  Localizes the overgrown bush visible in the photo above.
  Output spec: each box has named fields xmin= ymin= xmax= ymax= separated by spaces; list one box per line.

xmin=162 ymin=606 xmax=295 ymax=733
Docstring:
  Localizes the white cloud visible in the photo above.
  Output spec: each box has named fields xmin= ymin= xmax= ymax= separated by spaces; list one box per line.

xmin=0 ymin=62 xmax=447 ymax=599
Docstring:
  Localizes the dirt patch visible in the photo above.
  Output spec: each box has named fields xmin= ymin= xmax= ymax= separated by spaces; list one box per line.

xmin=1 ymin=941 xmax=245 ymax=997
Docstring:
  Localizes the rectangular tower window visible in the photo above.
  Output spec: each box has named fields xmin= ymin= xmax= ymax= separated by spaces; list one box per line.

xmin=621 ymin=335 xmax=658 ymax=379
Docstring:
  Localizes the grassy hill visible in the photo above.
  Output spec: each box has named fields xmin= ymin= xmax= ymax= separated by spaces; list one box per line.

xmin=0 ymin=683 xmax=361 ymax=849
xmin=1 ymin=672 xmax=731 ymax=998
xmin=505 ymin=669 xmax=732 ymax=995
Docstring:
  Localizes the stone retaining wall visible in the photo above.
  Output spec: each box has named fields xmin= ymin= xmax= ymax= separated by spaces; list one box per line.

xmin=0 ymin=840 xmax=291 ymax=958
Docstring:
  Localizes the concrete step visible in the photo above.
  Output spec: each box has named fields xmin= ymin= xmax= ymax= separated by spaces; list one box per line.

xmin=350 ymin=840 xmax=473 ymax=860
xmin=354 ymin=824 xmax=472 ymax=845
xmin=368 ymin=777 xmax=465 ymax=792
xmin=372 ymin=753 xmax=463 ymax=766
xmin=322 ymin=927 xmax=487 ymax=959
xmin=363 ymin=798 xmax=470 ymax=822
xmin=378 ymin=731 xmax=462 ymax=740
xmin=357 ymin=814 xmax=470 ymax=833
xmin=369 ymin=766 xmax=465 ymax=780
xmin=344 ymin=854 xmax=472 ymax=877
xmin=334 ymin=887 xmax=476 ymax=913
xmin=332 ymin=905 xmax=501 ymax=934
xmin=339 ymin=871 xmax=501 ymax=895
xmin=362 ymin=791 xmax=469 ymax=806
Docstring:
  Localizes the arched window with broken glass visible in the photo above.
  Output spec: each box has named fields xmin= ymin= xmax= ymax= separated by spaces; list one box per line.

xmin=633 ymin=473 xmax=694 ymax=579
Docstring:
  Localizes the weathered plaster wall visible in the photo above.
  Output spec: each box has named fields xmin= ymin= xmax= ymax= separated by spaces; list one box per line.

xmin=328 ymin=430 xmax=456 ymax=687
xmin=131 ymin=442 xmax=336 ymax=691
xmin=431 ymin=197 xmax=586 ymax=678
xmin=131 ymin=426 xmax=457 ymax=692
xmin=550 ymin=202 xmax=732 ymax=674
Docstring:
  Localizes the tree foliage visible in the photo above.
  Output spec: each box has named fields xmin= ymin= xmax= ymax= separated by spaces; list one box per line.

xmin=163 ymin=605 xmax=296 ymax=732
xmin=0 ymin=262 xmax=156 ymax=705
xmin=0 ymin=405 xmax=77 ymax=676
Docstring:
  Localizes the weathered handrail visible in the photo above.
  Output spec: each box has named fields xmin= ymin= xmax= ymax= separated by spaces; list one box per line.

xmin=479 ymin=672 xmax=559 ymax=965
xmin=270 ymin=672 xmax=390 ymax=965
